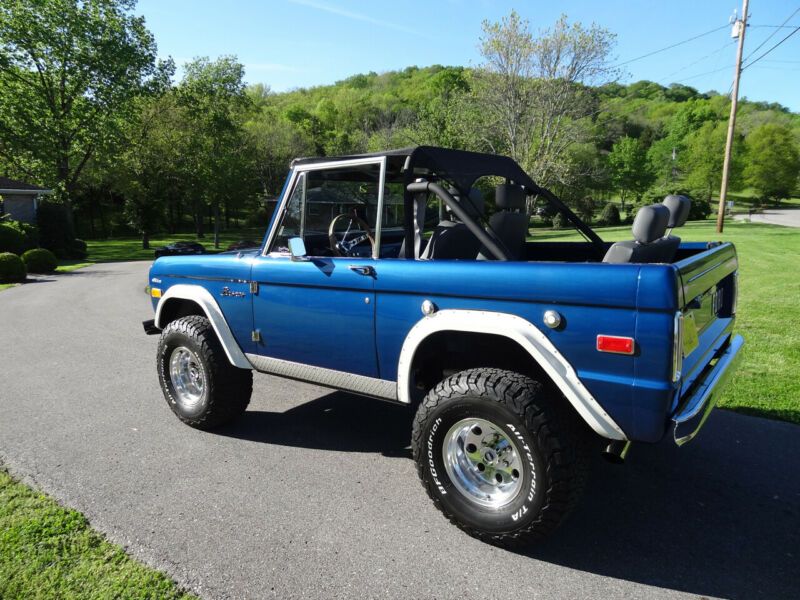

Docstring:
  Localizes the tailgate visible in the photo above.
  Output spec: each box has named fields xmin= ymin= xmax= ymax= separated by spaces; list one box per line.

xmin=673 ymin=242 xmax=739 ymax=412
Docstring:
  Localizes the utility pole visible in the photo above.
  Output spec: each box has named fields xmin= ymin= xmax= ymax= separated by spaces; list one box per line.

xmin=717 ymin=0 xmax=749 ymax=233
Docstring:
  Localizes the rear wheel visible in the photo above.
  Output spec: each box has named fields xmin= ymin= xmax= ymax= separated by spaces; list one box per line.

xmin=157 ymin=315 xmax=252 ymax=429
xmin=412 ymin=368 xmax=591 ymax=547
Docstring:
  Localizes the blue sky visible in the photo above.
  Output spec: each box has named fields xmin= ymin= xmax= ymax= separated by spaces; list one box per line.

xmin=136 ymin=0 xmax=800 ymax=111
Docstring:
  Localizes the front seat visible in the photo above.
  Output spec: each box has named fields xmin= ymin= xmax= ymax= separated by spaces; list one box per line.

xmin=421 ymin=188 xmax=484 ymax=260
xmin=478 ymin=184 xmax=529 ymax=260
xmin=603 ymin=204 xmax=678 ymax=264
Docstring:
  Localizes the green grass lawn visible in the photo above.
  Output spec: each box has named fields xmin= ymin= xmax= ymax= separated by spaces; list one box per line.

xmin=82 ymin=230 xmax=264 ymax=263
xmin=540 ymin=219 xmax=800 ymax=425
xmin=0 ymin=469 xmax=193 ymax=600
xmin=1 ymin=230 xmax=264 ymax=287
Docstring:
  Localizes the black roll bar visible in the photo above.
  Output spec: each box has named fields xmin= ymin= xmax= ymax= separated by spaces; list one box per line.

xmin=406 ymin=181 xmax=511 ymax=261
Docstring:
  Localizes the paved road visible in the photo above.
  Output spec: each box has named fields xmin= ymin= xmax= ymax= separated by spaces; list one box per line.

xmin=1 ymin=262 xmax=798 ymax=599
xmin=733 ymin=207 xmax=800 ymax=227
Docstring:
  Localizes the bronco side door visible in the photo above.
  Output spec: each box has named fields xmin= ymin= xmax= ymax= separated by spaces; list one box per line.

xmin=249 ymin=158 xmax=387 ymax=378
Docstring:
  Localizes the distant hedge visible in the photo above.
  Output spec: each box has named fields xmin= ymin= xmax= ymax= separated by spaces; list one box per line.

xmin=0 ymin=252 xmax=26 ymax=283
xmin=22 ymin=248 xmax=58 ymax=273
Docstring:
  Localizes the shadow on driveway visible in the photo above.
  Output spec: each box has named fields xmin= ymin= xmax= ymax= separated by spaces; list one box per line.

xmin=217 ymin=394 xmax=798 ymax=599
xmin=217 ymin=392 xmax=414 ymax=457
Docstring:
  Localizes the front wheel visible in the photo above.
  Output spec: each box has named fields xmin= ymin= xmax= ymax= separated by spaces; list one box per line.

xmin=412 ymin=368 xmax=591 ymax=547
xmin=157 ymin=315 xmax=252 ymax=429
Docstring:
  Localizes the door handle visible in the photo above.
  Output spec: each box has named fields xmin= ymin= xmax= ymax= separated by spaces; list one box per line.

xmin=348 ymin=265 xmax=375 ymax=277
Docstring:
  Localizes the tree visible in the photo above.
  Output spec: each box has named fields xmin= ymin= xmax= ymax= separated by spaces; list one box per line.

xmin=681 ymin=121 xmax=742 ymax=202
xmin=0 ymin=0 xmax=160 ymax=205
xmin=178 ymin=56 xmax=251 ymax=247
xmin=118 ymin=90 xmax=190 ymax=249
xmin=472 ymin=12 xmax=618 ymax=189
xmin=744 ymin=124 xmax=800 ymax=204
xmin=245 ymin=110 xmax=314 ymax=197
xmin=664 ymin=83 xmax=702 ymax=103
xmin=608 ymin=136 xmax=653 ymax=211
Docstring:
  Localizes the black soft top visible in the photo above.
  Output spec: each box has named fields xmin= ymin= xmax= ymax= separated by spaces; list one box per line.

xmin=292 ymin=146 xmax=543 ymax=194
xmin=292 ymin=145 xmax=601 ymax=250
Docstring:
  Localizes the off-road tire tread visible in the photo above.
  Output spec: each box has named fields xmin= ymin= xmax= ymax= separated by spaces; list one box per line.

xmin=411 ymin=367 xmax=591 ymax=548
xmin=157 ymin=315 xmax=252 ymax=430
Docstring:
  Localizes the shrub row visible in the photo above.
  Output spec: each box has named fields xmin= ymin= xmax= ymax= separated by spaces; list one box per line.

xmin=0 ymin=247 xmax=60 ymax=282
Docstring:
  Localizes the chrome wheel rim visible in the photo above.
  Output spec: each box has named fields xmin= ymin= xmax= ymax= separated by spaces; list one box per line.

xmin=169 ymin=346 xmax=205 ymax=409
xmin=443 ymin=418 xmax=525 ymax=509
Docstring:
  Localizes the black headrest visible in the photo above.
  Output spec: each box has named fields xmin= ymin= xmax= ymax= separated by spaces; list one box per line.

xmin=447 ymin=187 xmax=484 ymax=218
xmin=495 ymin=184 xmax=526 ymax=210
xmin=662 ymin=195 xmax=691 ymax=228
xmin=632 ymin=204 xmax=669 ymax=244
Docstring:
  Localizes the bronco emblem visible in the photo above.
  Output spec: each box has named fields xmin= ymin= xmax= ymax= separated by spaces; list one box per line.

xmin=220 ymin=286 xmax=245 ymax=298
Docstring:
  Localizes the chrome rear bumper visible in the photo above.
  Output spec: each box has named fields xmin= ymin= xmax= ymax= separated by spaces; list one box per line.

xmin=673 ymin=334 xmax=744 ymax=446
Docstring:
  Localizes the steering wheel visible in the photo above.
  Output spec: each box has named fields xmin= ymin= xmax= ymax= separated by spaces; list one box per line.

xmin=328 ymin=211 xmax=375 ymax=257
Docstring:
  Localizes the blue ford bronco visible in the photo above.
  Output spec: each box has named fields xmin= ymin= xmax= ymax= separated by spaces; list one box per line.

xmin=144 ymin=146 xmax=744 ymax=546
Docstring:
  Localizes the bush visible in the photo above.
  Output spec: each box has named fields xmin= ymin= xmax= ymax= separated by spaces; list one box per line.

xmin=22 ymin=248 xmax=58 ymax=273
xmin=0 ymin=252 xmax=27 ymax=283
xmin=37 ymin=199 xmax=76 ymax=256
xmin=688 ymin=198 xmax=712 ymax=221
xmin=535 ymin=203 xmax=558 ymax=226
xmin=46 ymin=239 xmax=87 ymax=260
xmin=66 ymin=238 xmax=88 ymax=259
xmin=552 ymin=213 xmax=566 ymax=230
xmin=1 ymin=220 xmax=39 ymax=251
xmin=599 ymin=203 xmax=621 ymax=226
xmin=573 ymin=196 xmax=596 ymax=224
xmin=0 ymin=223 xmax=26 ymax=254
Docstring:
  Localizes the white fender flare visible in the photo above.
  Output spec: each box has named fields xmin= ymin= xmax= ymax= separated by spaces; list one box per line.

xmin=155 ymin=284 xmax=253 ymax=370
xmin=396 ymin=309 xmax=626 ymax=441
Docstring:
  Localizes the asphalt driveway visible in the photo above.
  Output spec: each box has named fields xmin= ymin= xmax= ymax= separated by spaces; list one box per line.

xmin=1 ymin=262 xmax=798 ymax=599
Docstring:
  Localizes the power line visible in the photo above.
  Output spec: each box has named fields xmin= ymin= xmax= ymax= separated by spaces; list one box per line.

xmin=612 ymin=24 xmax=729 ymax=68
xmin=742 ymin=7 xmax=800 ymax=62
xmin=747 ymin=64 xmax=800 ymax=71
xmin=673 ymin=64 xmax=734 ymax=84
xmin=742 ymin=25 xmax=800 ymax=70
xmin=659 ymin=40 xmax=735 ymax=83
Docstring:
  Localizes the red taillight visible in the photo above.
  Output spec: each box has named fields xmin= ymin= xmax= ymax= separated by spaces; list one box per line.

xmin=597 ymin=335 xmax=635 ymax=355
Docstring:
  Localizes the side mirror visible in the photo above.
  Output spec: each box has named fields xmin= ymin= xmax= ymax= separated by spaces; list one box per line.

xmin=288 ymin=237 xmax=310 ymax=261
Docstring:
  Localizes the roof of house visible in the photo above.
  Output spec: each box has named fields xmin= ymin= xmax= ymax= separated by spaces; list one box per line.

xmin=0 ymin=177 xmax=53 ymax=194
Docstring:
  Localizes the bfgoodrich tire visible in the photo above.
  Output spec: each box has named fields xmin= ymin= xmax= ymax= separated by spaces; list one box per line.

xmin=412 ymin=368 xmax=591 ymax=547
xmin=157 ymin=315 xmax=252 ymax=430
